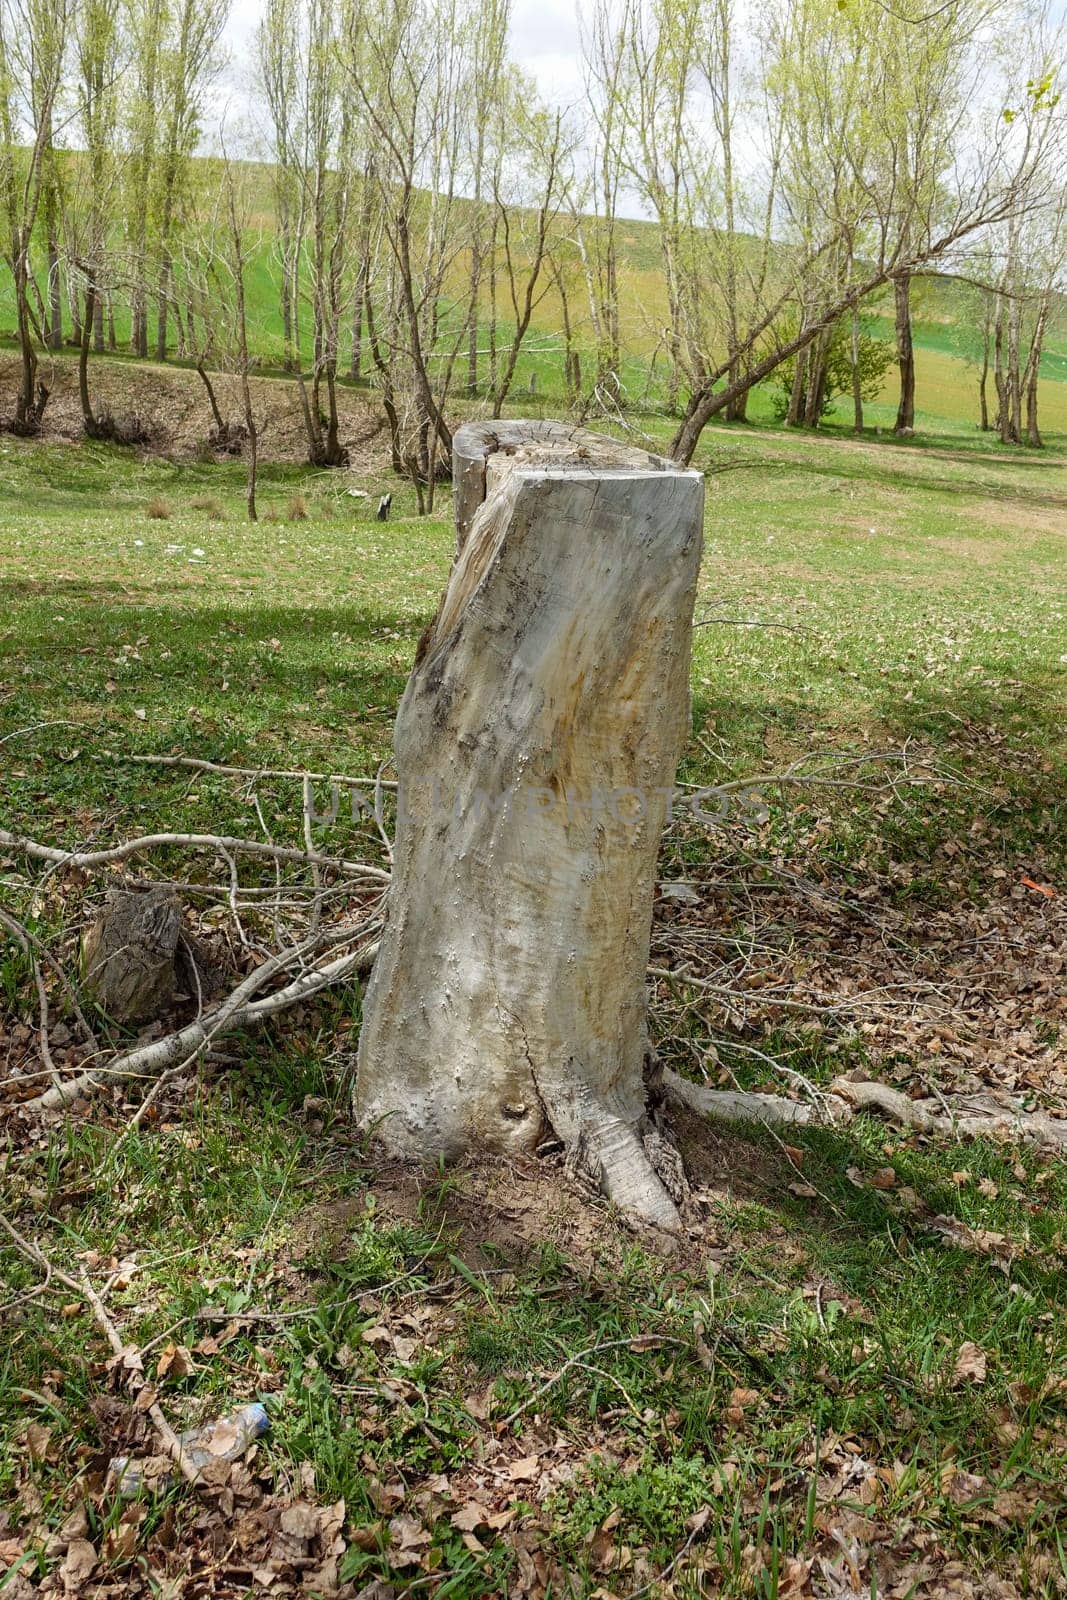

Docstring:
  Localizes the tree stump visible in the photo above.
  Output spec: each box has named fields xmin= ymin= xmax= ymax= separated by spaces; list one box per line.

xmin=82 ymin=886 xmax=182 ymax=1024
xmin=355 ymin=421 xmax=704 ymax=1229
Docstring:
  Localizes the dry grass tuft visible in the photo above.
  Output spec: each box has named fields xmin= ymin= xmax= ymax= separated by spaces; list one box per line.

xmin=146 ymin=496 xmax=171 ymax=521
xmin=190 ymin=495 xmax=225 ymax=519
xmin=287 ymin=493 xmax=309 ymax=522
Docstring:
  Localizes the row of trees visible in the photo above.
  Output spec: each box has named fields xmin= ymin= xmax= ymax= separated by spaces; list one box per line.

xmin=0 ymin=0 xmax=1065 ymax=481
xmin=255 ymin=0 xmax=573 ymax=490
xmin=0 ymin=0 xmax=229 ymax=434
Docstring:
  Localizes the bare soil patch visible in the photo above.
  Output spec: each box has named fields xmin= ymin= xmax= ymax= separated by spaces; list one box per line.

xmin=0 ymin=353 xmax=391 ymax=470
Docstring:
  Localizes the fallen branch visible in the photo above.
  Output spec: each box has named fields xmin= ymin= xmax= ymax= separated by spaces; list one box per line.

xmin=0 ymin=908 xmax=63 ymax=1091
xmin=28 ymin=929 xmax=381 ymax=1112
xmin=96 ymin=750 xmax=398 ymax=791
xmin=502 ymin=1335 xmax=685 ymax=1429
xmin=0 ymin=907 xmax=101 ymax=1051
xmin=0 ymin=1215 xmax=201 ymax=1485
xmin=0 ymin=826 xmax=391 ymax=882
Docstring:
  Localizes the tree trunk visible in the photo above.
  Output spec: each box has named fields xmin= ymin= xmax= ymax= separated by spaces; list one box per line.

xmin=978 ymin=346 xmax=989 ymax=432
xmin=894 ymin=273 xmax=915 ymax=433
xmin=11 ymin=236 xmax=47 ymax=436
xmin=47 ymin=234 xmax=62 ymax=349
xmin=1023 ymin=299 xmax=1048 ymax=449
xmin=785 ymin=345 xmax=806 ymax=427
xmin=1006 ymin=298 xmax=1023 ymax=444
xmin=802 ymin=333 xmax=828 ymax=429
xmin=851 ymin=308 xmax=864 ymax=433
xmin=195 ymin=360 xmax=226 ymax=435
xmin=355 ymin=420 xmax=704 ymax=1230
xmin=78 ymin=282 xmax=98 ymax=433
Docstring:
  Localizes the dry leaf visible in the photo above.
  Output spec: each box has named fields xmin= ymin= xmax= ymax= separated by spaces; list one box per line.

xmin=279 ymin=1501 xmax=320 ymax=1540
xmin=943 ymin=1466 xmax=986 ymax=1504
xmin=726 ymin=1387 xmax=759 ymax=1425
xmin=452 ymin=1502 xmax=491 ymax=1533
xmin=157 ymin=1342 xmax=196 ymax=1381
xmin=954 ymin=1342 xmax=987 ymax=1383
xmin=103 ymin=1521 xmax=139 ymax=1564
xmin=25 ymin=1421 xmax=52 ymax=1461
xmin=318 ymin=1499 xmax=346 ymax=1548
xmin=60 ymin=1538 xmax=97 ymax=1591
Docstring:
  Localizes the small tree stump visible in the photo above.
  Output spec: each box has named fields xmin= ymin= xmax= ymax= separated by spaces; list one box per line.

xmin=355 ymin=421 xmax=704 ymax=1229
xmin=82 ymin=887 xmax=182 ymax=1024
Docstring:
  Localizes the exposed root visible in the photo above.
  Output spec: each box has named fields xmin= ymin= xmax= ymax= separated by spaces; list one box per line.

xmin=662 ymin=1068 xmax=1067 ymax=1152
xmin=832 ymin=1077 xmax=1067 ymax=1150
xmin=662 ymin=1068 xmax=827 ymax=1127
xmin=590 ymin=1117 xmax=682 ymax=1234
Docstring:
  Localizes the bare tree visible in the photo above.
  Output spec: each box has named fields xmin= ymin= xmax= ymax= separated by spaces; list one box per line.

xmin=666 ymin=0 xmax=1063 ymax=463
xmin=488 ymin=87 xmax=571 ymax=415
xmin=581 ymin=0 xmax=626 ymax=395
xmin=69 ymin=0 xmax=124 ymax=434
xmin=188 ymin=145 xmax=263 ymax=517
xmin=259 ymin=0 xmax=358 ymax=466
xmin=153 ymin=0 xmax=229 ymax=361
xmin=122 ymin=0 xmax=164 ymax=358
xmin=463 ymin=0 xmax=509 ymax=396
xmin=352 ymin=0 xmax=478 ymax=505
xmin=0 ymin=0 xmax=70 ymax=433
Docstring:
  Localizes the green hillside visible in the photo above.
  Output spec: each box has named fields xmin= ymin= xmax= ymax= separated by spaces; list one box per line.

xmin=2 ymin=159 xmax=1065 ymax=442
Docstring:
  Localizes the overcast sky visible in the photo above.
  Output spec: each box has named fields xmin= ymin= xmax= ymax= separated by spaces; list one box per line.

xmin=220 ymin=0 xmax=588 ymax=118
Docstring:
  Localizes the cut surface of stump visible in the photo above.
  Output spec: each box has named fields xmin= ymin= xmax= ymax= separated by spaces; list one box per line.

xmin=82 ymin=886 xmax=182 ymax=1024
xmin=355 ymin=421 xmax=704 ymax=1229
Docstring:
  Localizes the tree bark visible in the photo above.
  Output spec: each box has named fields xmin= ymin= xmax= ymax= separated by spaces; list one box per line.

xmin=894 ymin=272 xmax=915 ymax=433
xmin=78 ymin=281 xmax=98 ymax=433
xmin=1023 ymin=298 xmax=1049 ymax=449
xmin=355 ymin=421 xmax=704 ymax=1230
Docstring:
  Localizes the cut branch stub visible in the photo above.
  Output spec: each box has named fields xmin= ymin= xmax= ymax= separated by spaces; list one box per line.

xmin=355 ymin=421 xmax=704 ymax=1229
xmin=82 ymin=886 xmax=182 ymax=1024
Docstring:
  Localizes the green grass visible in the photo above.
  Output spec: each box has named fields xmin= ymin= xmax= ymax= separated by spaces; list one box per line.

xmin=1 ymin=419 xmax=1066 ymax=1596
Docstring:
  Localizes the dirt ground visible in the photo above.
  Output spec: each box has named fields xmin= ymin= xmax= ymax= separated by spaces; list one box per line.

xmin=0 ymin=352 xmax=392 ymax=470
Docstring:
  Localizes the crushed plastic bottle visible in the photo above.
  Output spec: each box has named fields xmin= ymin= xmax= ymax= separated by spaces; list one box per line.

xmin=111 ymin=1401 xmax=270 ymax=1495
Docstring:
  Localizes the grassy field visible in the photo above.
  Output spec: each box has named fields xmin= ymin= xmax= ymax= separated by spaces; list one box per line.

xmin=0 ymin=414 xmax=1065 ymax=1597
